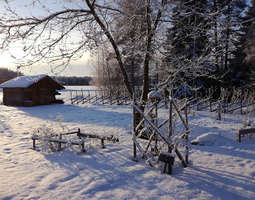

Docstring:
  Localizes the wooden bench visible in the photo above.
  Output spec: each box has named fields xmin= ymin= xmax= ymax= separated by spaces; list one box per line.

xmin=77 ymin=131 xmax=119 ymax=148
xmin=32 ymin=135 xmax=86 ymax=152
xmin=238 ymin=128 xmax=255 ymax=142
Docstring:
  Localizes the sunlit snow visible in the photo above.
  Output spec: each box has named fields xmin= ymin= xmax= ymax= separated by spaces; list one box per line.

xmin=0 ymin=86 xmax=255 ymax=200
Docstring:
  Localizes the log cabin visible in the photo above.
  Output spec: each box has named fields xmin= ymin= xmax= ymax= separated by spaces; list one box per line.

xmin=0 ymin=75 xmax=65 ymax=106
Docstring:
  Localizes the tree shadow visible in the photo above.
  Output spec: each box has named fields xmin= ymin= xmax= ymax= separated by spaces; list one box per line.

xmin=17 ymin=104 xmax=132 ymax=129
xmin=175 ymin=165 xmax=255 ymax=200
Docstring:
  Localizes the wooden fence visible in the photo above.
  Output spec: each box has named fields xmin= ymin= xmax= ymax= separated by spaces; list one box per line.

xmin=132 ymin=96 xmax=190 ymax=174
xmin=70 ymin=89 xmax=131 ymax=105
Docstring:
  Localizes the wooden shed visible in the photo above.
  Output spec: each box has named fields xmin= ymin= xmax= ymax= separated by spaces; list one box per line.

xmin=0 ymin=75 xmax=65 ymax=106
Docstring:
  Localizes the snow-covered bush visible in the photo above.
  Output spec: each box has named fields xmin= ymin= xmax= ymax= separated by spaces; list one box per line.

xmin=32 ymin=125 xmax=60 ymax=152
xmin=32 ymin=114 xmax=69 ymax=153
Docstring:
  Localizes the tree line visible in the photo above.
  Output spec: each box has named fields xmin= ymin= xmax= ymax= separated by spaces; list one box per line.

xmin=0 ymin=0 xmax=254 ymax=101
xmin=0 ymin=67 xmax=92 ymax=86
xmin=0 ymin=68 xmax=23 ymax=84
xmin=54 ymin=76 xmax=92 ymax=86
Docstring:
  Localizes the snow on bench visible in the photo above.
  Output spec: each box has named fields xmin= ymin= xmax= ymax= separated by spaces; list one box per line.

xmin=32 ymin=135 xmax=86 ymax=152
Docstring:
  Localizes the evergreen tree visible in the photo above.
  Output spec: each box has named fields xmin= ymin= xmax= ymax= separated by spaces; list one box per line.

xmin=0 ymin=68 xmax=23 ymax=84
xmin=217 ymin=0 xmax=246 ymax=78
xmin=162 ymin=0 xmax=212 ymax=95
xmin=244 ymin=0 xmax=255 ymax=85
xmin=227 ymin=0 xmax=254 ymax=87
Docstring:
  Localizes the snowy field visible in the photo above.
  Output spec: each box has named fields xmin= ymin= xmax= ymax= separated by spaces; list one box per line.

xmin=1 ymin=86 xmax=255 ymax=200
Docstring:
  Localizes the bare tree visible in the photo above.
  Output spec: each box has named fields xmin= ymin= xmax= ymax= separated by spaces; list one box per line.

xmin=0 ymin=0 xmax=169 ymax=102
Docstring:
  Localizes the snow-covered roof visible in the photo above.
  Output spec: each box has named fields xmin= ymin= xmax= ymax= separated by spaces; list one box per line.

xmin=0 ymin=74 xmax=48 ymax=88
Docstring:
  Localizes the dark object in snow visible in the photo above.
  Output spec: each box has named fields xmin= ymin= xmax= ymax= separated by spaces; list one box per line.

xmin=77 ymin=129 xmax=119 ymax=148
xmin=238 ymin=128 xmax=255 ymax=143
xmin=0 ymin=74 xmax=65 ymax=106
xmin=32 ymin=135 xmax=86 ymax=153
xmin=32 ymin=128 xmax=119 ymax=153
xmin=191 ymin=141 xmax=200 ymax=145
xmin=158 ymin=152 xmax=175 ymax=174
xmin=54 ymin=99 xmax=64 ymax=104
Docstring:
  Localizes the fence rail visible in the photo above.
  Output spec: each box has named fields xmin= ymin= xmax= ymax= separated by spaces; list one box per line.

xmin=70 ymin=89 xmax=131 ymax=105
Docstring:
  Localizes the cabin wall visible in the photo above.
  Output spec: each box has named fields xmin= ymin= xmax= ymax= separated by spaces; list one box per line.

xmin=3 ymin=88 xmax=24 ymax=106
xmin=2 ymin=76 xmax=63 ymax=106
xmin=31 ymin=78 xmax=57 ymax=105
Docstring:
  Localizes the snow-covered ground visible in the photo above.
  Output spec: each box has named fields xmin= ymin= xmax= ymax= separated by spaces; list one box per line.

xmin=0 ymin=87 xmax=255 ymax=200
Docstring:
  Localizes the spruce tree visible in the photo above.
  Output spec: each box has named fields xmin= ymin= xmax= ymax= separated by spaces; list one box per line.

xmin=229 ymin=0 xmax=254 ymax=87
xmin=244 ymin=0 xmax=255 ymax=85
xmin=162 ymin=0 xmax=212 ymax=96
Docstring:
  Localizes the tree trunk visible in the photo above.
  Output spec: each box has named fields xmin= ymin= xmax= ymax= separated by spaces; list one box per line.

xmin=85 ymin=0 xmax=133 ymax=98
xmin=214 ymin=0 xmax=219 ymax=70
xmin=224 ymin=2 xmax=231 ymax=70
xmin=141 ymin=0 xmax=153 ymax=103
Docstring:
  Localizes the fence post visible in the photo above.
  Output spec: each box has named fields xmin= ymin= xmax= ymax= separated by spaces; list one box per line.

xmin=132 ymin=96 xmax=137 ymax=160
xmin=70 ymin=91 xmax=73 ymax=104
xmin=81 ymin=90 xmax=84 ymax=104
xmin=184 ymin=99 xmax=189 ymax=164
xmin=168 ymin=97 xmax=173 ymax=152
xmin=154 ymin=102 xmax=158 ymax=153
xmin=33 ymin=138 xmax=36 ymax=150
xmin=88 ymin=90 xmax=91 ymax=104
xmin=58 ymin=134 xmax=62 ymax=151
xmin=240 ymin=99 xmax=243 ymax=115
xmin=217 ymin=102 xmax=222 ymax=120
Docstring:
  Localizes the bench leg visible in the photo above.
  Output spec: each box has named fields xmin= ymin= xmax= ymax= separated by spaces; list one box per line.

xmin=58 ymin=134 xmax=62 ymax=151
xmin=33 ymin=139 xmax=36 ymax=150
xmin=81 ymin=143 xmax=86 ymax=153
xmin=101 ymin=139 xmax=105 ymax=148
xmin=167 ymin=163 xmax=172 ymax=174
xmin=58 ymin=142 xmax=61 ymax=151
xmin=163 ymin=163 xmax=167 ymax=173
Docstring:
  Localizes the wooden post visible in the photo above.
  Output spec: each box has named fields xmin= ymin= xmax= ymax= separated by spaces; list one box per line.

xmin=80 ymin=90 xmax=83 ymax=105
xmin=95 ymin=90 xmax=98 ymax=104
xmin=132 ymin=97 xmax=137 ymax=160
xmin=75 ymin=90 xmax=78 ymax=104
xmin=175 ymin=148 xmax=187 ymax=168
xmin=110 ymin=90 xmax=113 ymax=105
xmin=168 ymin=97 xmax=173 ymax=151
xmin=217 ymin=102 xmax=222 ymax=120
xmin=101 ymin=139 xmax=105 ymax=148
xmin=238 ymin=131 xmax=242 ymax=143
xmin=58 ymin=134 xmax=62 ymax=151
xmin=102 ymin=90 xmax=105 ymax=104
xmin=154 ymin=102 xmax=158 ymax=153
xmin=88 ymin=90 xmax=91 ymax=104
xmin=184 ymin=100 xmax=189 ymax=164
xmin=70 ymin=91 xmax=73 ymax=104
xmin=168 ymin=97 xmax=173 ymax=172
xmin=185 ymin=100 xmax=188 ymax=126
xmin=81 ymin=142 xmax=85 ymax=152
xmin=240 ymin=99 xmax=243 ymax=115
xmin=33 ymin=138 xmax=36 ymax=150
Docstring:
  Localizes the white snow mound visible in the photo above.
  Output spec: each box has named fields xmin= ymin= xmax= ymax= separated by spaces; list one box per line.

xmin=148 ymin=90 xmax=162 ymax=101
xmin=191 ymin=132 xmax=232 ymax=146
